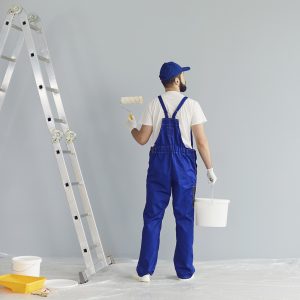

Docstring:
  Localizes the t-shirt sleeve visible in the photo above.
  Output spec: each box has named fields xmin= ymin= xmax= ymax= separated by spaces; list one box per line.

xmin=141 ymin=101 xmax=153 ymax=126
xmin=191 ymin=100 xmax=207 ymax=125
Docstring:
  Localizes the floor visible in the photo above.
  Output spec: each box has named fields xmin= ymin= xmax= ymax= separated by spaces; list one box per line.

xmin=1 ymin=256 xmax=300 ymax=299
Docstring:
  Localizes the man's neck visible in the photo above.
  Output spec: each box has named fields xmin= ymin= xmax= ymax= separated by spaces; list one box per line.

xmin=165 ymin=87 xmax=180 ymax=92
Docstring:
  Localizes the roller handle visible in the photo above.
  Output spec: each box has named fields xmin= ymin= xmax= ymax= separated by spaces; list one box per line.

xmin=128 ymin=113 xmax=134 ymax=121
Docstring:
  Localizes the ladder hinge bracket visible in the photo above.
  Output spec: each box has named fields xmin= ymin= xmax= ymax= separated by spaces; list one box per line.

xmin=51 ymin=129 xmax=63 ymax=143
xmin=65 ymin=129 xmax=77 ymax=143
xmin=28 ymin=14 xmax=41 ymax=24
xmin=8 ymin=5 xmax=23 ymax=15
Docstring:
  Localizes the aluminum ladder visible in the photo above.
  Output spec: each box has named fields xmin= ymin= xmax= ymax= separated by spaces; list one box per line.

xmin=0 ymin=5 xmax=113 ymax=284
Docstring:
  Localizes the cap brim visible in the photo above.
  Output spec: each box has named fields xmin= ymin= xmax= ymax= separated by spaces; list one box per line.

xmin=182 ymin=66 xmax=191 ymax=72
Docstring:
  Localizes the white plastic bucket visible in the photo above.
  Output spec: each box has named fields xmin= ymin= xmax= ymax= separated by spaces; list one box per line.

xmin=12 ymin=256 xmax=42 ymax=276
xmin=194 ymin=197 xmax=230 ymax=227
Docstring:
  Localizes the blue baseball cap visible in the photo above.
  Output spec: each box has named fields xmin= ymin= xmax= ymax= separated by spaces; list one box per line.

xmin=159 ymin=61 xmax=190 ymax=83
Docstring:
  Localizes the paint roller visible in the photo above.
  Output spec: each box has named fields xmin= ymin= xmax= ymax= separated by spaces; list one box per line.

xmin=120 ymin=96 xmax=143 ymax=121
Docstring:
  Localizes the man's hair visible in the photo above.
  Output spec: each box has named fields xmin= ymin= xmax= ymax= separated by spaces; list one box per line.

xmin=162 ymin=73 xmax=181 ymax=88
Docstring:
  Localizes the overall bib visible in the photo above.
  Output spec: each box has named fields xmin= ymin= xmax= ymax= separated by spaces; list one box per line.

xmin=136 ymin=95 xmax=197 ymax=279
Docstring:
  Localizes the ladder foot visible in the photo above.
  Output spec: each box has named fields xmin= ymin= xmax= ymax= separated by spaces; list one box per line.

xmin=107 ymin=255 xmax=115 ymax=265
xmin=79 ymin=271 xmax=89 ymax=284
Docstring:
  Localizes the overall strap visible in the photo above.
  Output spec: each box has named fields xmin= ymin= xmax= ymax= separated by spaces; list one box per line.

xmin=158 ymin=95 xmax=169 ymax=118
xmin=172 ymin=96 xmax=188 ymax=119
xmin=172 ymin=96 xmax=194 ymax=148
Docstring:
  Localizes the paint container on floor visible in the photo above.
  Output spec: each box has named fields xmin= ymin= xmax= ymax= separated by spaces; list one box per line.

xmin=11 ymin=256 xmax=42 ymax=277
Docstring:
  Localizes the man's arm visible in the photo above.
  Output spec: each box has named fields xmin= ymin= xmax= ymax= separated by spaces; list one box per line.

xmin=131 ymin=125 xmax=153 ymax=145
xmin=192 ymin=123 xmax=213 ymax=169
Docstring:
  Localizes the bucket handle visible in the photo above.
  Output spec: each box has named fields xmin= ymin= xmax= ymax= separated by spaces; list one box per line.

xmin=209 ymin=181 xmax=215 ymax=204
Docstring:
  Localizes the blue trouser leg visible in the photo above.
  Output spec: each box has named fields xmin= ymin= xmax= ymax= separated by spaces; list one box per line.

xmin=136 ymin=153 xmax=171 ymax=276
xmin=172 ymin=152 xmax=196 ymax=278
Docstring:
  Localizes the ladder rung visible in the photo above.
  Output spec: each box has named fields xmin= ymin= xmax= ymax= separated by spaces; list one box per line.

xmin=11 ymin=23 xmax=41 ymax=33
xmin=37 ymin=55 xmax=50 ymax=63
xmin=71 ymin=181 xmax=82 ymax=186
xmin=80 ymin=213 xmax=89 ymax=218
xmin=30 ymin=24 xmax=41 ymax=32
xmin=1 ymin=55 xmax=16 ymax=62
xmin=38 ymin=55 xmax=50 ymax=63
xmin=89 ymin=243 xmax=100 ymax=251
xmin=94 ymin=258 xmax=108 ymax=270
xmin=11 ymin=24 xmax=22 ymax=31
xmin=62 ymin=150 xmax=74 ymax=155
xmin=46 ymin=87 xmax=59 ymax=94
xmin=54 ymin=118 xmax=66 ymax=124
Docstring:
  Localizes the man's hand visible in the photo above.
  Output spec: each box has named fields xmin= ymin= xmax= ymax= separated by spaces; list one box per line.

xmin=207 ymin=168 xmax=217 ymax=184
xmin=127 ymin=113 xmax=137 ymax=131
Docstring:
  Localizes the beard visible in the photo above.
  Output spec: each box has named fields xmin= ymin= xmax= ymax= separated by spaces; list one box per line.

xmin=179 ymin=80 xmax=187 ymax=92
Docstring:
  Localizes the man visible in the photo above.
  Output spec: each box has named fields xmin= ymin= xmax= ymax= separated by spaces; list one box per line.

xmin=127 ymin=61 xmax=217 ymax=282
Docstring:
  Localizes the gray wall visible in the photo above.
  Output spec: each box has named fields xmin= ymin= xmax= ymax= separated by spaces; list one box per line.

xmin=0 ymin=0 xmax=300 ymax=261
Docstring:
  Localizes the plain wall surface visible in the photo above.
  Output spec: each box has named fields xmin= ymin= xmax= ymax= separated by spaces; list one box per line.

xmin=0 ymin=0 xmax=300 ymax=261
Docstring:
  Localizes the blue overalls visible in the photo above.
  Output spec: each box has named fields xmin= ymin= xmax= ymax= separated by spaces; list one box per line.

xmin=136 ymin=95 xmax=197 ymax=279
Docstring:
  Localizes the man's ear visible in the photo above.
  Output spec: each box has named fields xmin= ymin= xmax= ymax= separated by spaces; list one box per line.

xmin=174 ymin=76 xmax=180 ymax=86
xmin=179 ymin=73 xmax=184 ymax=82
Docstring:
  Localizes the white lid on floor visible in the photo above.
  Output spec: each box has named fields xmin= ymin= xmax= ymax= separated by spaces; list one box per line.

xmin=45 ymin=279 xmax=78 ymax=289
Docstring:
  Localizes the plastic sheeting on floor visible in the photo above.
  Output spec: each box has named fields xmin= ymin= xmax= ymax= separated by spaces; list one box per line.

xmin=1 ymin=256 xmax=300 ymax=299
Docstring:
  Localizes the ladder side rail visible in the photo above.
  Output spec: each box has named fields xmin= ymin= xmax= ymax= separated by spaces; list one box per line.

xmin=37 ymin=22 xmax=108 ymax=266
xmin=19 ymin=11 xmax=55 ymax=132
xmin=0 ymin=34 xmax=24 ymax=111
xmin=0 ymin=12 xmax=14 ymax=57
xmin=47 ymin=59 xmax=108 ymax=266
xmin=0 ymin=12 xmax=15 ymax=109
xmin=20 ymin=11 xmax=95 ymax=272
xmin=68 ymin=143 xmax=109 ymax=266
xmin=35 ymin=23 xmax=69 ymax=125
xmin=53 ymin=142 xmax=96 ymax=273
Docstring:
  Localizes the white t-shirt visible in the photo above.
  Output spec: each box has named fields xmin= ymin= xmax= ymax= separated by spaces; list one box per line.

xmin=141 ymin=91 xmax=207 ymax=149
